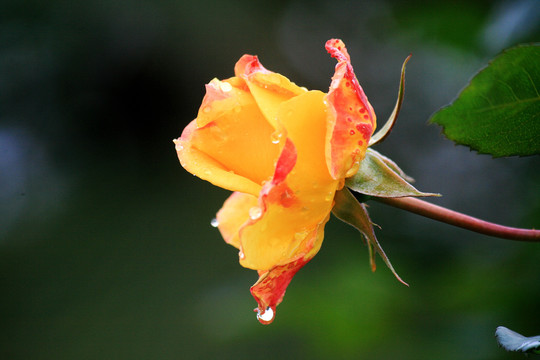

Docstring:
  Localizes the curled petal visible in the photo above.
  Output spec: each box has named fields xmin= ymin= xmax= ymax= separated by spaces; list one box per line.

xmin=197 ymin=77 xmax=246 ymax=127
xmin=216 ymin=192 xmax=258 ymax=249
xmin=251 ymin=218 xmax=326 ymax=324
xmin=324 ymin=39 xmax=377 ymax=180
xmin=235 ymin=55 xmax=307 ymax=129
xmin=175 ymin=78 xmax=282 ymax=196
xmin=251 ymin=258 xmax=309 ymax=325
xmin=238 ymin=91 xmax=339 ymax=271
xmin=175 ymin=121 xmax=261 ymax=196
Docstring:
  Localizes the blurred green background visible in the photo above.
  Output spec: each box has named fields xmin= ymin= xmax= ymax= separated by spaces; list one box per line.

xmin=1 ymin=0 xmax=539 ymax=359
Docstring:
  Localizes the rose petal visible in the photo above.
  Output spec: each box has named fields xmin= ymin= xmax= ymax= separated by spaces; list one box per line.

xmin=175 ymin=121 xmax=261 ymax=196
xmin=239 ymin=91 xmax=339 ymax=270
xmin=216 ymin=191 xmax=258 ymax=249
xmin=251 ymin=257 xmax=309 ymax=325
xmin=324 ymin=39 xmax=377 ymax=179
xmin=250 ymin=217 xmax=326 ymax=324
xmin=176 ymin=78 xmax=282 ymax=195
xmin=235 ymin=55 xmax=307 ymax=129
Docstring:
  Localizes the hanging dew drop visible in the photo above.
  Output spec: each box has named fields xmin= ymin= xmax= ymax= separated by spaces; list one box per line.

xmin=210 ymin=218 xmax=219 ymax=228
xmin=249 ymin=206 xmax=262 ymax=220
xmin=256 ymin=307 xmax=275 ymax=324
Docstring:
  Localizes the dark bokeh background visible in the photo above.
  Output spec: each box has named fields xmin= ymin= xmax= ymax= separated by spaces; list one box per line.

xmin=1 ymin=0 xmax=539 ymax=359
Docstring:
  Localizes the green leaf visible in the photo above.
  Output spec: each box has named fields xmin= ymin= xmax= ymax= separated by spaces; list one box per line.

xmin=346 ymin=149 xmax=439 ymax=198
xmin=332 ymin=188 xmax=408 ymax=286
xmin=430 ymin=44 xmax=540 ymax=157
xmin=369 ymin=54 xmax=412 ymax=146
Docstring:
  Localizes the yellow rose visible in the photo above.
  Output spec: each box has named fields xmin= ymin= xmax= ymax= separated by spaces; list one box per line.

xmin=174 ymin=39 xmax=376 ymax=324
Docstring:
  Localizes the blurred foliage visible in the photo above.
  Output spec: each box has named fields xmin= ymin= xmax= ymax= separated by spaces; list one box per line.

xmin=1 ymin=0 xmax=539 ymax=359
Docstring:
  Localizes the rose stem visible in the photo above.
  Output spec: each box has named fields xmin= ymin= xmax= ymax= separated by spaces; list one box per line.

xmin=374 ymin=197 xmax=540 ymax=242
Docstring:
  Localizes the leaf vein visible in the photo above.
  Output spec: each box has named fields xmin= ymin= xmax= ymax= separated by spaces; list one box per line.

xmin=470 ymin=96 xmax=539 ymax=114
xmin=495 ymin=79 xmax=520 ymax=102
xmin=521 ymin=66 xmax=540 ymax=98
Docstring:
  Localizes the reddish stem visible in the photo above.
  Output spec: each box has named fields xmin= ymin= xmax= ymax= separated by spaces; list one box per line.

xmin=375 ymin=197 xmax=540 ymax=242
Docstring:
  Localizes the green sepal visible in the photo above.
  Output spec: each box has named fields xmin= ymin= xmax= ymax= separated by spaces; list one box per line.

xmin=332 ymin=188 xmax=408 ymax=286
xmin=346 ymin=149 xmax=440 ymax=198
xmin=369 ymin=54 xmax=412 ymax=146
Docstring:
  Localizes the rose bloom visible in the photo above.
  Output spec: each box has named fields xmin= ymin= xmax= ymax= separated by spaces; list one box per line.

xmin=175 ymin=39 xmax=376 ymax=324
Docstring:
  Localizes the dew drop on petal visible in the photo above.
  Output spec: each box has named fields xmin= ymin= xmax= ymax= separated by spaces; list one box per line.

xmin=239 ymin=250 xmax=245 ymax=260
xmin=173 ymin=139 xmax=184 ymax=151
xmin=249 ymin=206 xmax=262 ymax=220
xmin=210 ymin=218 xmax=219 ymax=228
xmin=256 ymin=306 xmax=275 ymax=324
xmin=203 ymin=106 xmax=211 ymax=113
xmin=349 ymin=130 xmax=355 ymax=135
xmin=219 ymin=81 xmax=232 ymax=92
xmin=270 ymin=131 xmax=283 ymax=144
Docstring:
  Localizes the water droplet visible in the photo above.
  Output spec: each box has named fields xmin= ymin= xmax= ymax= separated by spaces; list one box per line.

xmin=249 ymin=206 xmax=262 ymax=220
xmin=270 ymin=131 xmax=282 ymax=144
xmin=219 ymin=81 xmax=232 ymax=92
xmin=203 ymin=106 xmax=211 ymax=113
xmin=173 ymin=139 xmax=184 ymax=151
xmin=349 ymin=130 xmax=355 ymax=135
xmin=210 ymin=218 xmax=219 ymax=228
xmin=239 ymin=249 xmax=245 ymax=260
xmin=256 ymin=306 xmax=275 ymax=324
xmin=325 ymin=193 xmax=334 ymax=202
